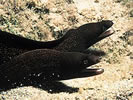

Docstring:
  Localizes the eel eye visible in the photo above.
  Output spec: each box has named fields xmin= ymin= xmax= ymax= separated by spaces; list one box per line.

xmin=83 ymin=59 xmax=88 ymax=65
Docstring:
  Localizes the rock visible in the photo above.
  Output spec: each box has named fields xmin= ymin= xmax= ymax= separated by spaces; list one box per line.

xmin=130 ymin=9 xmax=133 ymax=17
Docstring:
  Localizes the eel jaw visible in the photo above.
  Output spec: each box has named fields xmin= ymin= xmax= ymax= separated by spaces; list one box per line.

xmin=61 ymin=67 xmax=104 ymax=80
xmin=99 ymin=27 xmax=115 ymax=39
xmin=80 ymin=67 xmax=104 ymax=77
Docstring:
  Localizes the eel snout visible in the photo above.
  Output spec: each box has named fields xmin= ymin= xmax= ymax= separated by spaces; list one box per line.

xmin=100 ymin=20 xmax=115 ymax=38
xmin=81 ymin=55 xmax=104 ymax=77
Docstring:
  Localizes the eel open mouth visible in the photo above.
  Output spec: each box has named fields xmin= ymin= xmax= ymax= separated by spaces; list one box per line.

xmin=80 ymin=67 xmax=104 ymax=77
xmin=63 ymin=67 xmax=104 ymax=80
xmin=88 ymin=21 xmax=115 ymax=48
xmin=99 ymin=27 xmax=115 ymax=39
xmin=82 ymin=55 xmax=104 ymax=77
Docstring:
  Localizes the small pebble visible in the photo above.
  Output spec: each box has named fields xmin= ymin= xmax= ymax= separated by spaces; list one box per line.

xmin=130 ymin=9 xmax=133 ymax=17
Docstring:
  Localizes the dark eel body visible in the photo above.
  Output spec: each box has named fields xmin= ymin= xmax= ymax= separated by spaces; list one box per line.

xmin=0 ymin=49 xmax=102 ymax=88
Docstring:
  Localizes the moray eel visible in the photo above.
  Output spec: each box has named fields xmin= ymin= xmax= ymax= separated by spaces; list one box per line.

xmin=0 ymin=49 xmax=103 ymax=88
xmin=55 ymin=20 xmax=114 ymax=52
xmin=0 ymin=20 xmax=114 ymax=64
